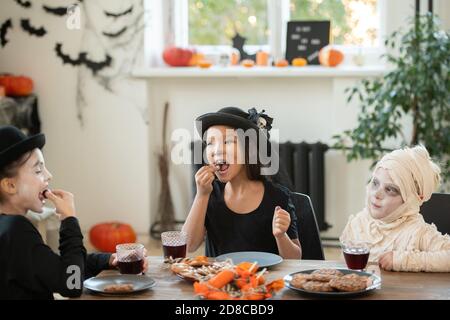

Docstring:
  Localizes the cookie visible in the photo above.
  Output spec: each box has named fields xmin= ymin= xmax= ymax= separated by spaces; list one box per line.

xmin=302 ymin=280 xmax=334 ymax=292
xmin=329 ymin=274 xmax=368 ymax=292
xmin=103 ymin=283 xmax=134 ymax=293
xmin=290 ymin=274 xmax=313 ymax=289
xmin=312 ymin=269 xmax=344 ymax=277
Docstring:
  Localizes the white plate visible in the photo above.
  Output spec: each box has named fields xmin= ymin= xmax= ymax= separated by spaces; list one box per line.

xmin=216 ymin=251 xmax=283 ymax=268
xmin=284 ymin=269 xmax=381 ymax=298
xmin=84 ymin=274 xmax=156 ymax=295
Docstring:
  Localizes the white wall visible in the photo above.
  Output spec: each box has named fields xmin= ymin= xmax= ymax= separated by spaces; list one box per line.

xmin=0 ymin=1 xmax=150 ymax=233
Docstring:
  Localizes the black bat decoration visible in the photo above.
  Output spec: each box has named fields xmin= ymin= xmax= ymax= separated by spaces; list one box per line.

xmin=20 ymin=19 xmax=47 ymax=37
xmin=42 ymin=5 xmax=68 ymax=16
xmin=102 ymin=26 xmax=127 ymax=38
xmin=55 ymin=43 xmax=113 ymax=75
xmin=80 ymin=52 xmax=112 ymax=75
xmin=1 ymin=19 xmax=13 ymax=47
xmin=55 ymin=43 xmax=82 ymax=65
xmin=14 ymin=0 xmax=32 ymax=8
xmin=104 ymin=6 xmax=133 ymax=18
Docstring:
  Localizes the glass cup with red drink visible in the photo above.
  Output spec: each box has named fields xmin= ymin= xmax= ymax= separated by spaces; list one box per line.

xmin=161 ymin=231 xmax=187 ymax=259
xmin=341 ymin=240 xmax=370 ymax=270
xmin=116 ymin=243 xmax=145 ymax=274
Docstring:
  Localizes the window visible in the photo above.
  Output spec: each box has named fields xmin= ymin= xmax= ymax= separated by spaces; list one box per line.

xmin=170 ymin=0 xmax=382 ymax=55
xmin=290 ymin=0 xmax=379 ymax=46
xmin=188 ymin=0 xmax=269 ymax=46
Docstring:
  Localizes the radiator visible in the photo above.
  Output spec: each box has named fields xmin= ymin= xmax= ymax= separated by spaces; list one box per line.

xmin=276 ymin=142 xmax=331 ymax=231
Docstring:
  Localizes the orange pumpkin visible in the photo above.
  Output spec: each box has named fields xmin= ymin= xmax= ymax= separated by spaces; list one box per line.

xmin=318 ymin=47 xmax=344 ymax=67
xmin=292 ymin=57 xmax=308 ymax=67
xmin=241 ymin=59 xmax=255 ymax=68
xmin=198 ymin=60 xmax=212 ymax=68
xmin=275 ymin=59 xmax=289 ymax=67
xmin=162 ymin=47 xmax=193 ymax=67
xmin=188 ymin=52 xmax=205 ymax=66
xmin=0 ymin=75 xmax=33 ymax=96
xmin=89 ymin=222 xmax=137 ymax=253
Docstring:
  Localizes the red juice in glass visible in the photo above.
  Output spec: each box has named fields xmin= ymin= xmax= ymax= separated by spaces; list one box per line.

xmin=343 ymin=247 xmax=370 ymax=270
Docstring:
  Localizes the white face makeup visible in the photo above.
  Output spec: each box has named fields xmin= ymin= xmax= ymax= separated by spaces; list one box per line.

xmin=14 ymin=149 xmax=52 ymax=213
xmin=205 ymin=125 xmax=245 ymax=183
xmin=368 ymin=167 xmax=404 ymax=220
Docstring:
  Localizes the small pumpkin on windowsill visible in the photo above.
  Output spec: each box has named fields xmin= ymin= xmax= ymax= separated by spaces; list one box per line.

xmin=89 ymin=222 xmax=137 ymax=253
xmin=319 ymin=46 xmax=344 ymax=67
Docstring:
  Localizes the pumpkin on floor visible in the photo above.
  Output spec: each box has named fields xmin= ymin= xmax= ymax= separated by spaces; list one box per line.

xmin=89 ymin=222 xmax=137 ymax=253
xmin=318 ymin=46 xmax=344 ymax=67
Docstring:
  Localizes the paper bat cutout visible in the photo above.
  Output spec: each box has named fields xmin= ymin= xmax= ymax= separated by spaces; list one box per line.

xmin=104 ymin=6 xmax=133 ymax=18
xmin=55 ymin=43 xmax=113 ymax=75
xmin=55 ymin=43 xmax=82 ymax=65
xmin=20 ymin=18 xmax=47 ymax=37
xmin=42 ymin=5 xmax=68 ymax=16
xmin=1 ymin=19 xmax=12 ymax=47
xmin=14 ymin=0 xmax=32 ymax=8
xmin=80 ymin=52 xmax=112 ymax=74
xmin=102 ymin=26 xmax=127 ymax=38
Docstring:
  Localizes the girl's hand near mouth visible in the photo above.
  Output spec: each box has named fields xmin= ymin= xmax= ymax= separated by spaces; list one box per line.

xmin=195 ymin=166 xmax=216 ymax=196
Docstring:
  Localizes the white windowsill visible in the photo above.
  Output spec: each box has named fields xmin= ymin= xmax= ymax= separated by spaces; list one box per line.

xmin=132 ymin=65 xmax=387 ymax=79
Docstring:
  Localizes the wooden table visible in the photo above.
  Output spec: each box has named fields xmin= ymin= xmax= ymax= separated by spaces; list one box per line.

xmin=78 ymin=256 xmax=450 ymax=300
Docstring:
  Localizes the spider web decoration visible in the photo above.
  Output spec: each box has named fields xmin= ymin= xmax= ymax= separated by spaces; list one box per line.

xmin=1 ymin=0 xmax=148 ymax=126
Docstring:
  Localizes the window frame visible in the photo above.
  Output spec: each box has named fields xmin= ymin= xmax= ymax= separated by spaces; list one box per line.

xmin=172 ymin=0 xmax=386 ymax=58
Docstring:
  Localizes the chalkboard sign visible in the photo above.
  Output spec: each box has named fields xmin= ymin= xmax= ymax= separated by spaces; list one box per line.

xmin=285 ymin=21 xmax=330 ymax=65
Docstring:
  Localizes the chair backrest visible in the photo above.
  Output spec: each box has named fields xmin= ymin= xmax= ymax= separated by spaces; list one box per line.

xmin=420 ymin=193 xmax=450 ymax=235
xmin=289 ymin=192 xmax=325 ymax=260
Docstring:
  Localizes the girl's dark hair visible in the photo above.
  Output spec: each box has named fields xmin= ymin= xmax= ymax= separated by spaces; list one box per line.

xmin=0 ymin=152 xmax=32 ymax=203
xmin=239 ymin=135 xmax=294 ymax=189
xmin=239 ymin=132 xmax=265 ymax=182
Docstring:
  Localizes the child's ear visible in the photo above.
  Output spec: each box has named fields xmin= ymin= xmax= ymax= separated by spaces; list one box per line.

xmin=0 ymin=178 xmax=17 ymax=196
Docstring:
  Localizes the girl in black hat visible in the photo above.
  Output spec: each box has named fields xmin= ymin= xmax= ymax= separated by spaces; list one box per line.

xmin=182 ymin=107 xmax=301 ymax=259
xmin=0 ymin=126 xmax=147 ymax=299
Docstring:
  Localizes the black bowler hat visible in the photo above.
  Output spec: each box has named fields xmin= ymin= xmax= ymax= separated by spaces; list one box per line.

xmin=0 ymin=126 xmax=45 ymax=170
xmin=195 ymin=107 xmax=274 ymax=137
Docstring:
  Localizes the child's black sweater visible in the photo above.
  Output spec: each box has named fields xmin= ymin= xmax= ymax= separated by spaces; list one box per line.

xmin=0 ymin=214 xmax=110 ymax=299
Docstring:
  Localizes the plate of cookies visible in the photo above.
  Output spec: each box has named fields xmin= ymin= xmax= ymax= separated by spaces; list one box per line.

xmin=284 ymin=268 xmax=381 ymax=297
xmin=84 ymin=274 xmax=156 ymax=295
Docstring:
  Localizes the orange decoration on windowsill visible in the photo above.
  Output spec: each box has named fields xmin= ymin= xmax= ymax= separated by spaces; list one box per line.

xmin=274 ymin=59 xmax=289 ymax=67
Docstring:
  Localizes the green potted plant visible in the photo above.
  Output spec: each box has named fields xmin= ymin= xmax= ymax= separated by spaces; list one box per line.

xmin=333 ymin=13 xmax=450 ymax=184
